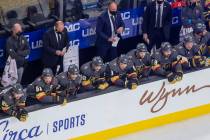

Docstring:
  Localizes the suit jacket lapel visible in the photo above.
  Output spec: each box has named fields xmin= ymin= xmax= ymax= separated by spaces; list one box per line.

xmin=163 ymin=2 xmax=167 ymax=20
xmin=105 ymin=11 xmax=113 ymax=34
xmin=152 ymin=2 xmax=156 ymax=20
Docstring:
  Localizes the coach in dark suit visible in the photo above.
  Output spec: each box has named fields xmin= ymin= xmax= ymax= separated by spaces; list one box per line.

xmin=142 ymin=0 xmax=172 ymax=51
xmin=96 ymin=1 xmax=125 ymax=62
xmin=42 ymin=20 xmax=69 ymax=74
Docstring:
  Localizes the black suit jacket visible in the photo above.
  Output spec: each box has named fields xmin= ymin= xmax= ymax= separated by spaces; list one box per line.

xmin=42 ymin=27 xmax=69 ymax=67
xmin=95 ymin=11 xmax=125 ymax=47
xmin=142 ymin=1 xmax=172 ymax=40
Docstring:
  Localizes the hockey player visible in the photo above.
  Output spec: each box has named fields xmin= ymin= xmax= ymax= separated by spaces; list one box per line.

xmin=152 ymin=42 xmax=183 ymax=84
xmin=56 ymin=64 xmax=82 ymax=97
xmin=192 ymin=22 xmax=210 ymax=57
xmin=0 ymin=84 xmax=28 ymax=121
xmin=80 ymin=56 xmax=109 ymax=90
xmin=175 ymin=35 xmax=206 ymax=69
xmin=26 ymin=68 xmax=66 ymax=104
xmin=127 ymin=43 xmax=152 ymax=79
xmin=193 ymin=22 xmax=210 ymax=46
xmin=107 ymin=54 xmax=138 ymax=90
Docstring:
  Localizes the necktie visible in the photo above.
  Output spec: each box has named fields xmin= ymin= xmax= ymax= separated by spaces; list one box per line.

xmin=157 ymin=4 xmax=161 ymax=28
xmin=57 ymin=33 xmax=62 ymax=48
xmin=111 ymin=15 xmax=117 ymax=34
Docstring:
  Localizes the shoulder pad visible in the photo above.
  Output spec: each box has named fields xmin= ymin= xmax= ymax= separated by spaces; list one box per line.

xmin=127 ymin=49 xmax=135 ymax=55
xmin=84 ymin=65 xmax=88 ymax=70
xmin=109 ymin=59 xmax=118 ymax=70
xmin=127 ymin=55 xmax=133 ymax=60
xmin=152 ymin=51 xmax=160 ymax=58
xmin=81 ymin=62 xmax=90 ymax=71
xmin=57 ymin=72 xmax=67 ymax=79
xmin=178 ymin=45 xmax=183 ymax=49
xmin=172 ymin=49 xmax=177 ymax=52
xmin=146 ymin=52 xmax=151 ymax=55
xmin=80 ymin=62 xmax=92 ymax=77
xmin=110 ymin=59 xmax=117 ymax=66
xmin=155 ymin=51 xmax=159 ymax=55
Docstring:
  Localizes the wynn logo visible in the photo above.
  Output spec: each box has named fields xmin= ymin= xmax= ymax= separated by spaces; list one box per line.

xmin=139 ymin=82 xmax=210 ymax=113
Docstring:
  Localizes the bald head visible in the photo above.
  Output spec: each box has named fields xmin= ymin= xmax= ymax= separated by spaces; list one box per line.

xmin=55 ymin=20 xmax=64 ymax=33
xmin=12 ymin=23 xmax=22 ymax=36
xmin=108 ymin=1 xmax=118 ymax=15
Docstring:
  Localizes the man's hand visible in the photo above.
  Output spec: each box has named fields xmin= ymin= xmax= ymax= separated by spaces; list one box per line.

xmin=117 ymin=27 xmax=124 ymax=34
xmin=51 ymin=93 xmax=57 ymax=96
xmin=108 ymin=37 xmax=116 ymax=43
xmin=60 ymin=50 xmax=66 ymax=56
xmin=181 ymin=56 xmax=188 ymax=63
xmin=143 ymin=33 xmax=149 ymax=45
xmin=178 ymin=55 xmax=188 ymax=63
xmin=55 ymin=50 xmax=62 ymax=56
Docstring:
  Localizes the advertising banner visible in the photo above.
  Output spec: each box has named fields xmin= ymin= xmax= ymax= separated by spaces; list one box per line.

xmin=0 ymin=68 xmax=210 ymax=140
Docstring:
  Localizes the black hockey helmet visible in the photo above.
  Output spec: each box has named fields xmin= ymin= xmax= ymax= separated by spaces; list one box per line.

xmin=68 ymin=64 xmax=79 ymax=75
xmin=161 ymin=42 xmax=172 ymax=52
xmin=118 ymin=54 xmax=129 ymax=64
xmin=136 ymin=43 xmax=148 ymax=52
xmin=92 ymin=56 xmax=104 ymax=66
xmin=42 ymin=68 xmax=54 ymax=77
